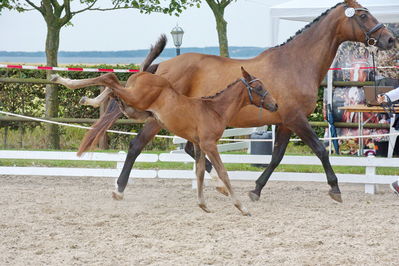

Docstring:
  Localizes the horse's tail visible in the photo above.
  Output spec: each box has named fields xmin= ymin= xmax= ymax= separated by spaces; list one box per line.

xmin=77 ymin=35 xmax=166 ymax=156
xmin=140 ymin=34 xmax=167 ymax=72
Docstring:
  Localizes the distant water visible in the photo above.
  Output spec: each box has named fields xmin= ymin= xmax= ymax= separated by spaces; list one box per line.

xmin=0 ymin=56 xmax=171 ymax=65
xmin=0 ymin=55 xmax=250 ymax=65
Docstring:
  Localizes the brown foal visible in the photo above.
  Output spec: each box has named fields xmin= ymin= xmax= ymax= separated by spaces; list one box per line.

xmin=52 ymin=67 xmax=277 ymax=215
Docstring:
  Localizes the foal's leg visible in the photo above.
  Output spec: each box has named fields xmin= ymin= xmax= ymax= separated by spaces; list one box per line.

xmin=112 ymin=119 xmax=162 ymax=200
xmin=51 ymin=73 xmax=122 ymax=90
xmin=202 ymin=143 xmax=250 ymax=216
xmin=194 ymin=144 xmax=210 ymax=212
xmin=185 ymin=142 xmax=228 ymax=196
xmin=288 ymin=117 xmax=342 ymax=203
xmin=80 ymin=87 xmax=112 ymax=108
xmin=249 ymin=125 xmax=292 ymax=201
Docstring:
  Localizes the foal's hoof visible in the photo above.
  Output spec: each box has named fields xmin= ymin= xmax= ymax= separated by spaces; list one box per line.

xmin=112 ymin=191 xmax=124 ymax=201
xmin=50 ymin=74 xmax=59 ymax=82
xmin=216 ymin=186 xmax=229 ymax=196
xmin=199 ymin=204 xmax=211 ymax=213
xmin=241 ymin=209 xmax=252 ymax=217
xmin=328 ymin=190 xmax=343 ymax=203
xmin=79 ymin=96 xmax=88 ymax=105
xmin=248 ymin=190 xmax=260 ymax=201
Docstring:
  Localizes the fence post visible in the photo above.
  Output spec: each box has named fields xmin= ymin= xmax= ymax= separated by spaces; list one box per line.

xmin=365 ymin=155 xmax=377 ymax=194
xmin=98 ymin=87 xmax=109 ymax=149
xmin=116 ymin=151 xmax=126 ymax=169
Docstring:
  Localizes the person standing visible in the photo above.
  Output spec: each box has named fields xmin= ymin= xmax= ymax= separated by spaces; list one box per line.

xmin=377 ymin=87 xmax=399 ymax=195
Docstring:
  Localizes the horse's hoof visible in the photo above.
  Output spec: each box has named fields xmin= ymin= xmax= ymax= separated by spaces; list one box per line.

xmin=79 ymin=96 xmax=88 ymax=105
xmin=50 ymin=74 xmax=59 ymax=82
xmin=216 ymin=186 xmax=229 ymax=196
xmin=248 ymin=190 xmax=260 ymax=201
xmin=328 ymin=190 xmax=343 ymax=203
xmin=112 ymin=191 xmax=124 ymax=201
xmin=199 ymin=204 xmax=211 ymax=213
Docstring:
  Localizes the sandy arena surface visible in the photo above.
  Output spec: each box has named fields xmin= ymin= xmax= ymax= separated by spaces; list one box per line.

xmin=1 ymin=175 xmax=398 ymax=265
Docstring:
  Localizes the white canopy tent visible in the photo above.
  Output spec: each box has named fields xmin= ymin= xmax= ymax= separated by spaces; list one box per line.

xmin=270 ymin=0 xmax=399 ymax=46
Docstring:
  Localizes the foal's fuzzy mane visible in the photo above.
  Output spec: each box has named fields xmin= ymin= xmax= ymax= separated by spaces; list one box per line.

xmin=275 ymin=2 xmax=343 ymax=48
xmin=201 ymin=78 xmax=241 ymax=100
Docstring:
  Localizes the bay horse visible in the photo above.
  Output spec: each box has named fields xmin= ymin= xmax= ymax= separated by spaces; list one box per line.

xmin=68 ymin=0 xmax=396 ymax=203
xmin=52 ymin=67 xmax=278 ymax=215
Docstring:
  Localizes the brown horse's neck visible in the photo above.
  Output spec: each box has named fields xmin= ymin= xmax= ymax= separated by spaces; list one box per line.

xmin=264 ymin=4 xmax=345 ymax=86
xmin=202 ymin=80 xmax=251 ymax=123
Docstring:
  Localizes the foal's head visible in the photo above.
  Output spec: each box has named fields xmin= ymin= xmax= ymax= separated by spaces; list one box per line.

xmin=339 ymin=0 xmax=395 ymax=50
xmin=240 ymin=67 xmax=278 ymax=112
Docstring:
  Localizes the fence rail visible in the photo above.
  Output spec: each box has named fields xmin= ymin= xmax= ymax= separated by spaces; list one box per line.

xmin=0 ymin=77 xmax=374 ymax=87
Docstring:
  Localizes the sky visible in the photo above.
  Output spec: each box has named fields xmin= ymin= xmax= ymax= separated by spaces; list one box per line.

xmin=0 ymin=0 xmax=306 ymax=52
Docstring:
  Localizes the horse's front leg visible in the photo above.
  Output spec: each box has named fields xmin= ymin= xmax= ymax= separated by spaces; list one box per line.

xmin=185 ymin=142 xmax=228 ymax=196
xmin=288 ymin=117 xmax=342 ymax=203
xmin=112 ymin=119 xmax=162 ymax=200
xmin=80 ymin=87 xmax=112 ymax=108
xmin=201 ymin=142 xmax=251 ymax=216
xmin=249 ymin=125 xmax=292 ymax=201
xmin=193 ymin=144 xmax=210 ymax=213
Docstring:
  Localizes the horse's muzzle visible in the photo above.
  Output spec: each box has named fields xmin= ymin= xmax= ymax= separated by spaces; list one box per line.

xmin=266 ymin=103 xmax=278 ymax=112
xmin=377 ymin=34 xmax=396 ymax=50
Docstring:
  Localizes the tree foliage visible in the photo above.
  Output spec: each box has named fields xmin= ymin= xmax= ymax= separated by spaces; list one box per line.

xmin=0 ymin=0 xmax=202 ymax=16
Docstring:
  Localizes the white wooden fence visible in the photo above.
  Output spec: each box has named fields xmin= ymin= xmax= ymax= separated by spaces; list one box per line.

xmin=0 ymin=150 xmax=398 ymax=194
xmin=172 ymin=126 xmax=271 ymax=152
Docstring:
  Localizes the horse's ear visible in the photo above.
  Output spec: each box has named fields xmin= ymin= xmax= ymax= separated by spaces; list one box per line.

xmin=241 ymin=66 xmax=251 ymax=81
xmin=344 ymin=0 xmax=356 ymax=6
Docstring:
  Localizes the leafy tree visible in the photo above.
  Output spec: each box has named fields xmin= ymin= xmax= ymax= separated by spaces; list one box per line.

xmin=0 ymin=0 xmax=201 ymax=148
xmin=205 ymin=0 xmax=235 ymax=57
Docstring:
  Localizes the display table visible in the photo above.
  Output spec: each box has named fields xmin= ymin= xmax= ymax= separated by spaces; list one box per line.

xmin=338 ymin=104 xmax=399 ymax=157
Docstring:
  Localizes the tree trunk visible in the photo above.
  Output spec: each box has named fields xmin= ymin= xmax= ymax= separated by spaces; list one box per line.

xmin=206 ymin=0 xmax=229 ymax=58
xmin=45 ymin=25 xmax=61 ymax=149
xmin=215 ymin=15 xmax=229 ymax=57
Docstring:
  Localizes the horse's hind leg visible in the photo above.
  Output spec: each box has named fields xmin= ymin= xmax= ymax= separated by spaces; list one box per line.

xmin=51 ymin=72 xmax=122 ymax=90
xmin=185 ymin=142 xmax=228 ymax=196
xmin=249 ymin=125 xmax=292 ymax=201
xmin=289 ymin=118 xmax=342 ymax=203
xmin=194 ymin=144 xmax=210 ymax=213
xmin=202 ymin=143 xmax=250 ymax=216
xmin=80 ymin=87 xmax=112 ymax=108
xmin=112 ymin=119 xmax=162 ymax=200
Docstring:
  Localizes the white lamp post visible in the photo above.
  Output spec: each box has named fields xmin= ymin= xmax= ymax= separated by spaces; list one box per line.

xmin=170 ymin=25 xmax=184 ymax=56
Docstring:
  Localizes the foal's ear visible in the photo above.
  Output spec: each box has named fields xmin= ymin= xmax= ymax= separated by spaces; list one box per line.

xmin=241 ymin=66 xmax=251 ymax=81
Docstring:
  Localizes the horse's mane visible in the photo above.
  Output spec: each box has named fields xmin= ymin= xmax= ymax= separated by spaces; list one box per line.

xmin=201 ymin=79 xmax=241 ymax=100
xmin=274 ymin=2 xmax=343 ymax=48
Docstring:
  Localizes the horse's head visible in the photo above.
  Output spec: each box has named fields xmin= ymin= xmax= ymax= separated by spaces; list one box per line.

xmin=339 ymin=0 xmax=395 ymax=50
xmin=240 ymin=67 xmax=278 ymax=112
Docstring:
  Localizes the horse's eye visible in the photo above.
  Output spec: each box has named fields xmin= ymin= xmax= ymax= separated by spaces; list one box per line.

xmin=360 ymin=13 xmax=367 ymax=19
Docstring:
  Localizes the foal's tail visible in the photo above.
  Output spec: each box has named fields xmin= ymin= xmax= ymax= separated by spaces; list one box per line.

xmin=77 ymin=35 xmax=167 ymax=156
xmin=77 ymin=100 xmax=123 ymax=156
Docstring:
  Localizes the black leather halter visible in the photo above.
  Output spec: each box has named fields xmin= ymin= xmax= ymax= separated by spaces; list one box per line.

xmin=346 ymin=6 xmax=385 ymax=46
xmin=240 ymin=78 xmax=268 ymax=108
